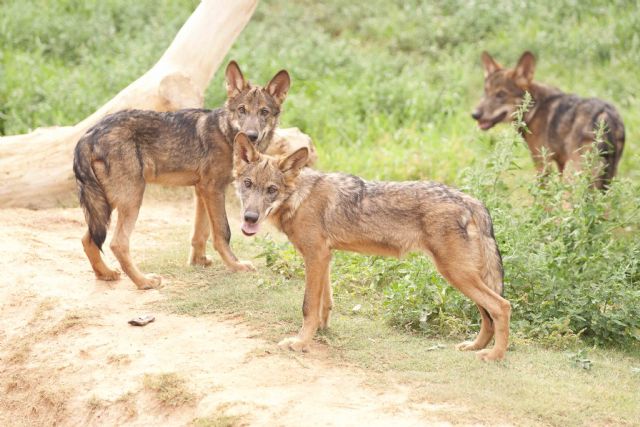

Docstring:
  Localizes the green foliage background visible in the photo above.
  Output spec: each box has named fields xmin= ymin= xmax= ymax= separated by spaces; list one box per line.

xmin=1 ymin=0 xmax=638 ymax=348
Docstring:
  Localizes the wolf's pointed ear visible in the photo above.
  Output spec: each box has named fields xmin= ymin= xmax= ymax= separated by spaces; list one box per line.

xmin=514 ymin=51 xmax=536 ymax=88
xmin=266 ymin=70 xmax=290 ymax=105
xmin=226 ymin=60 xmax=247 ymax=98
xmin=481 ymin=51 xmax=501 ymax=77
xmin=278 ymin=147 xmax=308 ymax=175
xmin=234 ymin=133 xmax=260 ymax=167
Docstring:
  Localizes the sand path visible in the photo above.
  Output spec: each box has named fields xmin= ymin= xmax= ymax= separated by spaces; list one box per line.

xmin=0 ymin=201 xmax=460 ymax=426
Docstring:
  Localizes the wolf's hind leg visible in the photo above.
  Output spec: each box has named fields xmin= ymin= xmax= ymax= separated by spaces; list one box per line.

xmin=456 ymin=304 xmax=494 ymax=351
xmin=432 ymin=257 xmax=510 ymax=361
xmin=188 ymin=190 xmax=212 ymax=266
xmin=110 ymin=196 xmax=161 ymax=290
xmin=82 ymin=231 xmax=120 ymax=281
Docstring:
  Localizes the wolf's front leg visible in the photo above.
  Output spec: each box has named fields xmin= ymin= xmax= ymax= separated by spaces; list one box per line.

xmin=279 ymin=249 xmax=332 ymax=352
xmin=319 ymin=269 xmax=333 ymax=329
xmin=188 ymin=190 xmax=213 ymax=266
xmin=200 ymin=184 xmax=256 ymax=272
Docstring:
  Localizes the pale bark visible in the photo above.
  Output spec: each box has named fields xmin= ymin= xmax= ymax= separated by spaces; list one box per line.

xmin=0 ymin=0 xmax=313 ymax=209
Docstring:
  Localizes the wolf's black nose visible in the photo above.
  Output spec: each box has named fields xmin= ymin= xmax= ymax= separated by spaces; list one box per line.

xmin=244 ymin=211 xmax=259 ymax=223
xmin=471 ymin=111 xmax=482 ymax=120
xmin=246 ymin=131 xmax=259 ymax=142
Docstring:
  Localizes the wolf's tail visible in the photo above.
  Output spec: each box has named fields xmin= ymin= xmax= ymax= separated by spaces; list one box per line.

xmin=73 ymin=136 xmax=111 ymax=250
xmin=472 ymin=204 xmax=504 ymax=297
xmin=595 ymin=109 xmax=625 ymax=189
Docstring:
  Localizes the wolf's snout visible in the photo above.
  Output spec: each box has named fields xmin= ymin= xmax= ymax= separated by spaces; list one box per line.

xmin=244 ymin=210 xmax=259 ymax=223
xmin=241 ymin=210 xmax=261 ymax=236
xmin=246 ymin=131 xmax=259 ymax=142
xmin=471 ymin=110 xmax=482 ymax=120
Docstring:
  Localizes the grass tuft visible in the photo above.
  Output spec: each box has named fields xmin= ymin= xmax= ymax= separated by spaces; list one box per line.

xmin=190 ymin=402 xmax=247 ymax=427
xmin=114 ymin=391 xmax=138 ymax=419
xmin=143 ymin=372 xmax=196 ymax=408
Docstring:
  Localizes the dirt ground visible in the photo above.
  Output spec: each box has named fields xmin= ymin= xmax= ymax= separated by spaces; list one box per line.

xmin=0 ymin=199 xmax=472 ymax=426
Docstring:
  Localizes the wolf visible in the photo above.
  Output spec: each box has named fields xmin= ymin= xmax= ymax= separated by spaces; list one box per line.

xmin=233 ymin=133 xmax=511 ymax=361
xmin=73 ymin=61 xmax=291 ymax=289
xmin=472 ymin=51 xmax=625 ymax=189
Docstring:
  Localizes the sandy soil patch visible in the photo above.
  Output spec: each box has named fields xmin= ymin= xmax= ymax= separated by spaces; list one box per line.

xmin=0 ymin=202 xmax=460 ymax=426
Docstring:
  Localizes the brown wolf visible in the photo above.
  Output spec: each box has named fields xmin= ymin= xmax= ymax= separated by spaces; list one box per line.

xmin=233 ymin=134 xmax=511 ymax=361
xmin=472 ymin=51 xmax=625 ymax=189
xmin=73 ymin=61 xmax=291 ymax=289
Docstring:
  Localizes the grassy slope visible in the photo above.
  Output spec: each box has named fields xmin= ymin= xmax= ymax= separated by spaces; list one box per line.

xmin=1 ymin=0 xmax=638 ymax=182
xmin=144 ymin=228 xmax=639 ymax=427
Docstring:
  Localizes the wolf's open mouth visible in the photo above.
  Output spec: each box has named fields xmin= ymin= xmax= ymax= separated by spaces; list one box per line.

xmin=477 ymin=111 xmax=507 ymax=130
xmin=241 ymin=221 xmax=260 ymax=237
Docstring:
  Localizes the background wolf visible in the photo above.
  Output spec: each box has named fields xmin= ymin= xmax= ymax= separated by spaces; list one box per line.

xmin=472 ymin=51 xmax=625 ymax=189
xmin=73 ymin=61 xmax=290 ymax=289
xmin=233 ymin=134 xmax=511 ymax=361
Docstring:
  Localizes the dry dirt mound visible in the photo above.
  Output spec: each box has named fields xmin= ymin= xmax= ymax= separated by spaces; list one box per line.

xmin=0 ymin=203 xmax=459 ymax=426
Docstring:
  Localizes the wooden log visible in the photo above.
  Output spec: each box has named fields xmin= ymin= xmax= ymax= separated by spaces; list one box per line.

xmin=0 ymin=0 xmax=313 ymax=208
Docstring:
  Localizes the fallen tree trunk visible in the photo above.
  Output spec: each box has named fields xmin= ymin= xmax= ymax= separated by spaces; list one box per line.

xmin=0 ymin=0 xmax=313 ymax=209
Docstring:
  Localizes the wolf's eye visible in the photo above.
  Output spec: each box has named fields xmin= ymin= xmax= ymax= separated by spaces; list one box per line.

xmin=267 ymin=185 xmax=278 ymax=195
xmin=496 ymin=90 xmax=507 ymax=98
xmin=244 ymin=178 xmax=252 ymax=188
xmin=238 ymin=105 xmax=247 ymax=115
xmin=260 ymin=108 xmax=270 ymax=117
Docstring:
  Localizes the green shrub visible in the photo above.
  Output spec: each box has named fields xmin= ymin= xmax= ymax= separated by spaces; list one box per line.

xmin=483 ymin=137 xmax=638 ymax=345
xmin=258 ymin=111 xmax=640 ymax=348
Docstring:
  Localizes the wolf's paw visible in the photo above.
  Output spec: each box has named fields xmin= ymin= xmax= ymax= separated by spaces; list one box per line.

xmin=136 ymin=273 xmax=162 ymax=290
xmin=278 ymin=336 xmax=310 ymax=353
xmin=475 ymin=348 xmax=505 ymax=362
xmin=96 ymin=269 xmax=121 ymax=281
xmin=230 ymin=260 xmax=256 ymax=272
xmin=189 ymin=254 xmax=213 ymax=267
xmin=318 ymin=319 xmax=330 ymax=330
xmin=319 ymin=313 xmax=332 ymax=330
xmin=456 ymin=340 xmax=482 ymax=352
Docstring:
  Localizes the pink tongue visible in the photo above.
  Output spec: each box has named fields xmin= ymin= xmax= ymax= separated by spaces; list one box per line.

xmin=241 ymin=221 xmax=260 ymax=235
xmin=478 ymin=121 xmax=492 ymax=130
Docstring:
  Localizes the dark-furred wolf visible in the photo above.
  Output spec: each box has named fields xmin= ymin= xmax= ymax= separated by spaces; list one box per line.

xmin=233 ymin=134 xmax=511 ymax=361
xmin=472 ymin=51 xmax=625 ymax=189
xmin=73 ymin=61 xmax=290 ymax=289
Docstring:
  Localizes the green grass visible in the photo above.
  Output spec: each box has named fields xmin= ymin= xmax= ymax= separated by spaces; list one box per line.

xmin=2 ymin=0 xmax=638 ymax=182
xmin=142 ymin=229 xmax=640 ymax=426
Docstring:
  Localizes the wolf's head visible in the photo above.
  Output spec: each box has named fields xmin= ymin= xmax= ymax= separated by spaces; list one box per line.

xmin=233 ymin=133 xmax=309 ymax=236
xmin=223 ymin=61 xmax=291 ymax=152
xmin=471 ymin=51 xmax=536 ymax=130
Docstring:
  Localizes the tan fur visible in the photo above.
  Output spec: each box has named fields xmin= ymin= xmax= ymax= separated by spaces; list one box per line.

xmin=473 ymin=51 xmax=625 ymax=189
xmin=233 ymin=134 xmax=511 ymax=361
xmin=74 ymin=61 xmax=293 ymax=289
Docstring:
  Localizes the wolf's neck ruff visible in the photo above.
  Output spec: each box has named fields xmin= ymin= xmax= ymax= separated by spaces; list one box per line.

xmin=270 ymin=168 xmax=320 ymax=224
xmin=521 ymin=82 xmax=563 ymax=128
xmin=217 ymin=108 xmax=235 ymax=146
